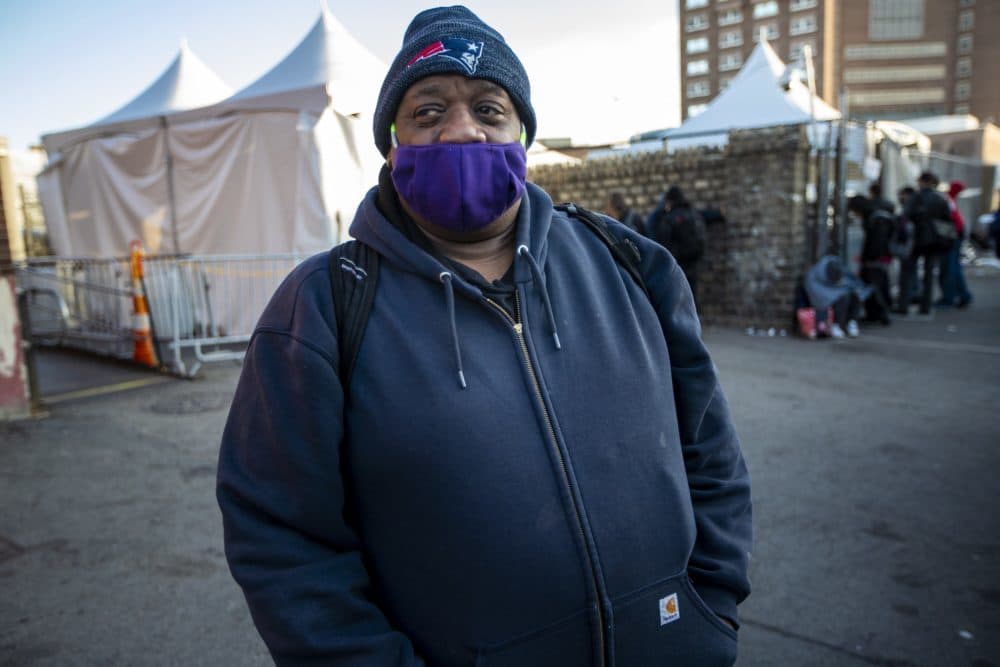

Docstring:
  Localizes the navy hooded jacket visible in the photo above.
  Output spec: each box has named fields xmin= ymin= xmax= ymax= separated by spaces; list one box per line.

xmin=217 ymin=182 xmax=752 ymax=666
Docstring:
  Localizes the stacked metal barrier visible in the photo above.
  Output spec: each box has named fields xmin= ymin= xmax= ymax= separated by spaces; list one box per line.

xmin=16 ymin=253 xmax=310 ymax=377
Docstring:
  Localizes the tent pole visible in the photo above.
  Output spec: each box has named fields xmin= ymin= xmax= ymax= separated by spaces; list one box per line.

xmin=836 ymin=89 xmax=850 ymax=265
xmin=161 ymin=116 xmax=181 ymax=254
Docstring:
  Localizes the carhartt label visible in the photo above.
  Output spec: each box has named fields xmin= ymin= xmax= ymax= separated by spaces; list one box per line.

xmin=659 ymin=593 xmax=680 ymax=626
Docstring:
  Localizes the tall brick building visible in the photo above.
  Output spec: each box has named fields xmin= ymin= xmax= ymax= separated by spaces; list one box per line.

xmin=679 ymin=0 xmax=999 ymax=124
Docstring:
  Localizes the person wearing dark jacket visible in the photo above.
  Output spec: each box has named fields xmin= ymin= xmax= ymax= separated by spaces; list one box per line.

xmin=900 ymin=171 xmax=950 ymax=315
xmin=647 ymin=186 xmax=706 ymax=302
xmin=848 ymin=192 xmax=893 ymax=324
xmin=606 ymin=190 xmax=646 ymax=236
xmin=217 ymin=6 xmax=752 ymax=667
xmin=867 ymin=182 xmax=895 ymax=218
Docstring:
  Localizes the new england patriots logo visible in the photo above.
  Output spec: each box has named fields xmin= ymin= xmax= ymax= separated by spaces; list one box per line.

xmin=407 ymin=37 xmax=485 ymax=75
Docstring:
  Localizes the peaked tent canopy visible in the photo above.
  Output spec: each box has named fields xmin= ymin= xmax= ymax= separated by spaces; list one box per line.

xmin=667 ymin=39 xmax=840 ymax=149
xmin=39 ymin=7 xmax=387 ymax=263
xmin=173 ymin=4 xmax=387 ymax=123
xmin=226 ymin=5 xmax=385 ymax=116
xmin=159 ymin=4 xmax=387 ymax=261
xmin=42 ymin=43 xmax=233 ymax=154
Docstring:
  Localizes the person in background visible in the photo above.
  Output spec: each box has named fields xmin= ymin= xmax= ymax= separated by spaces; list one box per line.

xmin=848 ymin=194 xmax=892 ymax=325
xmin=867 ymin=182 xmax=895 ymax=218
xmin=647 ymin=185 xmax=707 ymax=304
xmin=891 ymin=186 xmax=917 ymax=312
xmin=992 ymin=187 xmax=1000 ymax=260
xmin=900 ymin=171 xmax=950 ymax=316
xmin=216 ymin=6 xmax=752 ymax=666
xmin=936 ymin=180 xmax=973 ymax=308
xmin=605 ymin=190 xmax=646 ymax=236
xmin=803 ymin=254 xmax=871 ymax=338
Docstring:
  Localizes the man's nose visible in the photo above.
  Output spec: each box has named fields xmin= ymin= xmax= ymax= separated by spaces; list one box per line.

xmin=438 ymin=108 xmax=486 ymax=143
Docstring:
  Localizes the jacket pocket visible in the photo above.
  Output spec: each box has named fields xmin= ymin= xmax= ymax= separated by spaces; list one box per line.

xmin=474 ymin=608 xmax=593 ymax=667
xmin=612 ymin=572 xmax=737 ymax=667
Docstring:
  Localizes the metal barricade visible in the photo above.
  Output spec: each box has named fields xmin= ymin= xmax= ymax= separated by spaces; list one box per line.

xmin=17 ymin=256 xmax=135 ymax=358
xmin=142 ymin=254 xmax=309 ymax=376
xmin=16 ymin=253 xmax=311 ymax=377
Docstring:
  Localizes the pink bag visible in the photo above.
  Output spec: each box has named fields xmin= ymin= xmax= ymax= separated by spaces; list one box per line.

xmin=796 ymin=308 xmax=816 ymax=339
xmin=797 ymin=307 xmax=835 ymax=339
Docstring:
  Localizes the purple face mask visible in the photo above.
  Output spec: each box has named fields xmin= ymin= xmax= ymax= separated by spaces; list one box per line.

xmin=391 ymin=141 xmax=527 ymax=233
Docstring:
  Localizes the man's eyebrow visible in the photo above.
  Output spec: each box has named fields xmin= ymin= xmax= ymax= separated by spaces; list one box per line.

xmin=407 ymin=83 xmax=446 ymax=99
xmin=405 ymin=80 xmax=508 ymax=99
xmin=468 ymin=81 xmax=506 ymax=96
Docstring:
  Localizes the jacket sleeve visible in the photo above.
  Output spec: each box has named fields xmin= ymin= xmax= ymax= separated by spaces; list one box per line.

xmin=216 ymin=264 xmax=425 ymax=666
xmin=631 ymin=232 xmax=753 ymax=627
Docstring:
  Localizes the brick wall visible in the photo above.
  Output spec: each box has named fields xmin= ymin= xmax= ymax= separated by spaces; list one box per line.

xmin=529 ymin=125 xmax=812 ymax=330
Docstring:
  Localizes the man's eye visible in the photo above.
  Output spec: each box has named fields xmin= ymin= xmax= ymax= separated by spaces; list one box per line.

xmin=413 ymin=106 xmax=443 ymax=119
xmin=477 ymin=105 xmax=503 ymax=117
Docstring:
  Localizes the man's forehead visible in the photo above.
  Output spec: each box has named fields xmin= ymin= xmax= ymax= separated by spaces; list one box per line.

xmin=402 ymin=76 xmax=509 ymax=101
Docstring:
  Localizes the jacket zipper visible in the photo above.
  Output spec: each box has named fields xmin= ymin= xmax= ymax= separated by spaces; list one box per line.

xmin=484 ymin=294 xmax=608 ymax=667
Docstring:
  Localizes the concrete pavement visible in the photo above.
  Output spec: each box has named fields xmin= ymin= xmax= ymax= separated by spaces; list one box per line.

xmin=1 ymin=265 xmax=998 ymax=666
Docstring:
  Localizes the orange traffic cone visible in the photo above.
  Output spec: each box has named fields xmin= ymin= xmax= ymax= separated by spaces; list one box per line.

xmin=129 ymin=240 xmax=158 ymax=368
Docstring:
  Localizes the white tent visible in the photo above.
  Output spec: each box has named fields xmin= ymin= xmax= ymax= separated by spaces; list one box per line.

xmin=39 ymin=43 xmax=233 ymax=256
xmin=667 ymin=39 xmax=840 ymax=150
xmin=161 ymin=6 xmax=386 ymax=256
xmin=39 ymin=7 xmax=386 ymax=258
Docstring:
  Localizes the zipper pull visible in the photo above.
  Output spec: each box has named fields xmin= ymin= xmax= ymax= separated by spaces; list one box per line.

xmin=513 ymin=322 xmax=523 ymax=335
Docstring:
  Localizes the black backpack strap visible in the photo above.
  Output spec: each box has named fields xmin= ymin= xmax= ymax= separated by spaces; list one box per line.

xmin=555 ymin=203 xmax=649 ymax=297
xmin=328 ymin=240 xmax=380 ymax=388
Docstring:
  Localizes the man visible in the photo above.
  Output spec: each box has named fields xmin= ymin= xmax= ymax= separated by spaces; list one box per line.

xmin=867 ymin=182 xmax=895 ymax=218
xmin=900 ymin=171 xmax=950 ymax=316
xmin=936 ymin=180 xmax=973 ymax=308
xmin=848 ymin=192 xmax=892 ymax=325
xmin=647 ymin=185 xmax=706 ymax=302
xmin=217 ymin=6 xmax=752 ymax=666
xmin=992 ymin=188 xmax=1000 ymax=259
xmin=605 ymin=190 xmax=646 ymax=235
xmin=892 ymin=186 xmax=917 ymax=312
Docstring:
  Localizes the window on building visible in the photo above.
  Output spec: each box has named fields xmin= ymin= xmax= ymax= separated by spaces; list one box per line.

xmin=789 ymin=40 xmax=816 ymax=62
xmin=719 ymin=76 xmax=734 ymax=90
xmin=687 ymin=80 xmax=711 ymax=98
xmin=844 ymin=42 xmax=946 ymax=59
xmin=687 ymin=59 xmax=710 ymax=76
xmin=958 ymin=10 xmax=974 ymax=30
xmin=869 ymin=0 xmax=923 ymax=40
xmin=956 ymin=57 xmax=972 ymax=78
xmin=687 ymin=37 xmax=709 ymax=54
xmin=685 ymin=13 xmax=709 ymax=32
xmin=847 ymin=88 xmax=945 ymax=106
xmin=790 ymin=0 xmax=817 ymax=10
xmin=790 ymin=14 xmax=817 ymax=35
xmin=718 ymin=8 xmax=742 ymax=26
xmin=954 ymin=104 xmax=970 ymax=114
xmin=719 ymin=29 xmax=743 ymax=48
xmin=685 ymin=0 xmax=709 ymax=8
xmin=959 ymin=0 xmax=974 ymax=6
xmin=753 ymin=1 xmax=779 ymax=19
xmin=955 ymin=82 xmax=971 ymax=101
xmin=957 ymin=34 xmax=973 ymax=54
xmin=687 ymin=103 xmax=708 ymax=118
xmin=844 ymin=64 xmax=945 ymax=83
xmin=753 ymin=23 xmax=780 ymax=41
xmin=719 ymin=52 xmax=743 ymax=71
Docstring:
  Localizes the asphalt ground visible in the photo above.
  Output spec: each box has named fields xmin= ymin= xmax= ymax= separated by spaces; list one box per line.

xmin=1 ymin=262 xmax=999 ymax=666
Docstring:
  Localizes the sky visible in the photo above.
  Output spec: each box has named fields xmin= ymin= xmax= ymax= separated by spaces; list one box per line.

xmin=0 ymin=0 xmax=680 ymax=154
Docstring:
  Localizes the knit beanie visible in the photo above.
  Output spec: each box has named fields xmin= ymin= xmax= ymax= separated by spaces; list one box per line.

xmin=373 ymin=5 xmax=536 ymax=157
